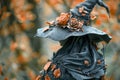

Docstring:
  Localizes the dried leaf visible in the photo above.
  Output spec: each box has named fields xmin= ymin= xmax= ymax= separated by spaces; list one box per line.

xmin=43 ymin=61 xmax=52 ymax=71
xmin=97 ymin=60 xmax=101 ymax=64
xmin=56 ymin=13 xmax=70 ymax=26
xmin=84 ymin=60 xmax=89 ymax=66
xmin=45 ymin=74 xmax=51 ymax=80
xmin=53 ymin=68 xmax=61 ymax=78
xmin=51 ymin=64 xmax=56 ymax=71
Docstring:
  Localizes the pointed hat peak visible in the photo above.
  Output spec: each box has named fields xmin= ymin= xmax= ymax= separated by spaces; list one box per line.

xmin=71 ymin=0 xmax=110 ymax=17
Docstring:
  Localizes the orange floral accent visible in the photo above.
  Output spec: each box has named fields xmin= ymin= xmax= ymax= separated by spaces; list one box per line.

xmin=97 ymin=60 xmax=101 ymax=64
xmin=53 ymin=68 xmax=61 ymax=78
xmin=84 ymin=60 xmax=89 ymax=66
xmin=45 ymin=74 xmax=51 ymax=80
xmin=56 ymin=13 xmax=70 ymax=26
xmin=43 ymin=61 xmax=52 ymax=71
xmin=51 ymin=64 xmax=56 ymax=71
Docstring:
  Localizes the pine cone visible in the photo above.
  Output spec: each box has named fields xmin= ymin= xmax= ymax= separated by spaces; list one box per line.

xmin=68 ymin=18 xmax=84 ymax=31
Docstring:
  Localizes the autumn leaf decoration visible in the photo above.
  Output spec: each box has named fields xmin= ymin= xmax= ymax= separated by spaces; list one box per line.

xmin=45 ymin=74 xmax=51 ymax=80
xmin=53 ymin=68 xmax=61 ymax=78
xmin=43 ymin=61 xmax=52 ymax=71
xmin=56 ymin=13 xmax=70 ymax=26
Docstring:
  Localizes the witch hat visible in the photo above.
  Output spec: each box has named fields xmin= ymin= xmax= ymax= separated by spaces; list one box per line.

xmin=36 ymin=0 xmax=112 ymax=43
xmin=70 ymin=0 xmax=110 ymax=17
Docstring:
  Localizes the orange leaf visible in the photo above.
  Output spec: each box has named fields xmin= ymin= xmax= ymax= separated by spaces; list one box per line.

xmin=45 ymin=75 xmax=51 ymax=80
xmin=51 ymin=64 xmax=56 ymax=71
xmin=53 ymin=68 xmax=61 ymax=78
xmin=44 ymin=61 xmax=52 ymax=71
xmin=56 ymin=13 xmax=70 ymax=26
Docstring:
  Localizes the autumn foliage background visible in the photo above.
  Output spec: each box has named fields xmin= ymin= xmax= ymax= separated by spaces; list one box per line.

xmin=0 ymin=0 xmax=120 ymax=80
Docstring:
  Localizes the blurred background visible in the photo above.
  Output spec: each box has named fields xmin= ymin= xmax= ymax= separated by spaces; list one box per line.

xmin=0 ymin=0 xmax=120 ymax=80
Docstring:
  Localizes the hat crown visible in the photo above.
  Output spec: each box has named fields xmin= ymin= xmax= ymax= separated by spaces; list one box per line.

xmin=71 ymin=0 xmax=110 ymax=17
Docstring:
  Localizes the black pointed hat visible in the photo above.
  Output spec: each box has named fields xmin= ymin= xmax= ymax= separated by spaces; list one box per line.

xmin=70 ymin=0 xmax=110 ymax=17
xmin=36 ymin=0 xmax=111 ymax=43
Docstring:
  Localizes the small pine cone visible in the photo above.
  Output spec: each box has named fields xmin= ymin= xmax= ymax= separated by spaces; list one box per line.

xmin=70 ymin=18 xmax=79 ymax=26
xmin=70 ymin=18 xmax=79 ymax=28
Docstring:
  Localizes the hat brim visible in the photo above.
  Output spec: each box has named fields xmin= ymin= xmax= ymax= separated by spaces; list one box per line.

xmin=36 ymin=26 xmax=112 ymax=43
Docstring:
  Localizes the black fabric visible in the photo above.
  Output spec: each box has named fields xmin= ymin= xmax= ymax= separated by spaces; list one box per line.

xmin=39 ymin=36 xmax=106 ymax=80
